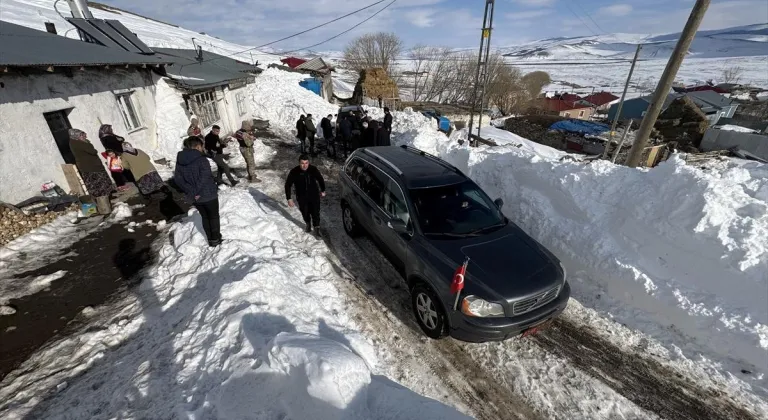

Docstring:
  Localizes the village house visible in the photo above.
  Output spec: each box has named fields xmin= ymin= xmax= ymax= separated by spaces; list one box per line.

xmin=275 ymin=56 xmax=335 ymax=101
xmin=607 ymin=91 xmax=738 ymax=125
xmin=152 ymin=47 xmax=261 ymax=136
xmin=0 ymin=20 xmax=173 ymax=204
xmin=537 ymin=97 xmax=595 ymax=120
xmin=582 ymin=91 xmax=620 ymax=111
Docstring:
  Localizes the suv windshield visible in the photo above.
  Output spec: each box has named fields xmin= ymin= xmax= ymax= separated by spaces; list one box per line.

xmin=410 ymin=180 xmax=506 ymax=236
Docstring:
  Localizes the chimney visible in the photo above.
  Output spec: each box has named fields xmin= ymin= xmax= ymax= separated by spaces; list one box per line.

xmin=66 ymin=0 xmax=94 ymax=19
xmin=44 ymin=22 xmax=57 ymax=34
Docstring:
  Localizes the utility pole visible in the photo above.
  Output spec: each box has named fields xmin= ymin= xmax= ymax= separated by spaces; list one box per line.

xmin=602 ymin=43 xmax=642 ymax=159
xmin=626 ymin=0 xmax=710 ymax=167
xmin=467 ymin=0 xmax=496 ymax=145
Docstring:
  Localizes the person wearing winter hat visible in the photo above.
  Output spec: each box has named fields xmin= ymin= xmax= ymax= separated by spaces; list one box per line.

xmin=174 ymin=136 xmax=222 ymax=247
xmin=234 ymin=120 xmax=260 ymax=183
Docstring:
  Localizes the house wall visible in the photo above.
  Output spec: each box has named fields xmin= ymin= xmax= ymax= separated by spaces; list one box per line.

xmin=0 ymin=68 xmax=157 ymax=204
xmin=607 ymin=98 xmax=648 ymax=121
xmin=559 ymin=108 xmax=594 ymax=120
xmin=700 ymin=128 xmax=768 ymax=160
xmin=221 ymin=85 xmax=251 ymax=133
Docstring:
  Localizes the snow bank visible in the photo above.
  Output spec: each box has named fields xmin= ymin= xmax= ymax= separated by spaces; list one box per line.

xmin=0 ymin=188 xmax=469 ymax=419
xmin=153 ymin=76 xmax=191 ymax=160
xmin=716 ymin=124 xmax=759 ymax=133
xmin=0 ymin=271 xmax=67 ymax=305
xmin=248 ymin=68 xmax=338 ymax=136
xmin=398 ymin=121 xmax=768 ymax=391
xmin=110 ymin=202 xmax=133 ymax=221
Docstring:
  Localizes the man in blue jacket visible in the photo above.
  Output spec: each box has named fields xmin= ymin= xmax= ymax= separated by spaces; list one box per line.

xmin=175 ymin=136 xmax=222 ymax=247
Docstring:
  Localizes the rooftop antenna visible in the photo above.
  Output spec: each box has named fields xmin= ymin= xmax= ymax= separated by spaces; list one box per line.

xmin=191 ymin=38 xmax=203 ymax=61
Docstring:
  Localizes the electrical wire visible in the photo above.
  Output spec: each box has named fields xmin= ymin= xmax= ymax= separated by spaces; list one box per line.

xmin=260 ymin=0 xmax=397 ymax=56
xmin=53 ymin=0 xmax=67 ymax=20
xmin=192 ymin=0 xmax=390 ymax=65
xmin=570 ymin=0 xmax=609 ymax=34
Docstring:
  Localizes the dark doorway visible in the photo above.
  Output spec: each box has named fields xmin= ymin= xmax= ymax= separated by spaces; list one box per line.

xmin=44 ymin=110 xmax=75 ymax=164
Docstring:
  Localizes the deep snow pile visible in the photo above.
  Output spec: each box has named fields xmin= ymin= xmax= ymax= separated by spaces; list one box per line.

xmin=247 ymin=68 xmax=338 ymax=136
xmin=0 ymin=188 xmax=470 ymax=419
xmin=396 ymin=124 xmax=768 ymax=394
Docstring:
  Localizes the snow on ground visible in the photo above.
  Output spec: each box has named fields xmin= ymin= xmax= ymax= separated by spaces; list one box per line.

xmin=0 ymin=185 xmax=471 ymax=419
xmin=0 ymin=270 xmax=67 ymax=306
xmin=332 ymin=77 xmax=356 ymax=98
xmin=388 ymin=116 xmax=768 ymax=410
xmin=716 ymin=124 xmax=760 ymax=133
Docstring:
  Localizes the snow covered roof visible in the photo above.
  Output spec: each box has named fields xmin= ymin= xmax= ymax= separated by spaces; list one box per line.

xmin=294 ymin=57 xmax=334 ymax=74
xmin=152 ymin=48 xmax=255 ymax=89
xmin=0 ymin=20 xmax=171 ymax=68
xmin=582 ymin=92 xmax=620 ymax=107
xmin=152 ymin=48 xmax=261 ymax=75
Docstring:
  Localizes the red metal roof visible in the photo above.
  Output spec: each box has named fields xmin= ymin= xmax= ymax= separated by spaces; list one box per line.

xmin=280 ymin=57 xmax=307 ymax=68
xmin=683 ymin=85 xmax=728 ymax=94
xmin=539 ymin=98 xmax=591 ymax=112
xmin=582 ymin=91 xmax=619 ymax=107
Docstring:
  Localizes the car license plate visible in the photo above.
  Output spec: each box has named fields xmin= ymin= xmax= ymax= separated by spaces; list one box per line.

xmin=522 ymin=319 xmax=552 ymax=337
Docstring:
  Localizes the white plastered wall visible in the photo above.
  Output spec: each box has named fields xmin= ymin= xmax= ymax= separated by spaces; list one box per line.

xmin=0 ymin=68 xmax=157 ymax=203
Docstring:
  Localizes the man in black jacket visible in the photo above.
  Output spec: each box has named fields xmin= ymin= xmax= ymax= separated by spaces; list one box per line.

xmin=363 ymin=118 xmax=379 ymax=148
xmin=285 ymin=154 xmax=326 ymax=234
xmin=296 ymin=115 xmax=307 ymax=153
xmin=320 ymin=114 xmax=335 ymax=158
xmin=339 ymin=117 xmax=352 ymax=158
xmin=381 ymin=107 xmax=393 ymax=146
xmin=304 ymin=114 xmax=318 ymax=156
xmin=204 ymin=125 xmax=237 ymax=186
xmin=175 ymin=137 xmax=222 ymax=247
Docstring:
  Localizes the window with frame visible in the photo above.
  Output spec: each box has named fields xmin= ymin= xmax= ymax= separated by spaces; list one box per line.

xmin=236 ymin=91 xmax=247 ymax=116
xmin=383 ymin=179 xmax=410 ymax=226
xmin=192 ymin=91 xmax=220 ymax=128
xmin=116 ymin=93 xmax=142 ymax=131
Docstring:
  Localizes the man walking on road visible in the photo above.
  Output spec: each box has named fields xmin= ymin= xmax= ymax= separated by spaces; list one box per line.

xmin=304 ymin=114 xmax=317 ymax=157
xmin=175 ymin=137 xmax=222 ymax=247
xmin=204 ymin=125 xmax=238 ymax=186
xmin=381 ymin=107 xmax=393 ymax=146
xmin=235 ymin=120 xmax=260 ymax=183
xmin=285 ymin=154 xmax=326 ymax=235
xmin=321 ymin=114 xmax=335 ymax=158
xmin=339 ymin=116 xmax=352 ymax=158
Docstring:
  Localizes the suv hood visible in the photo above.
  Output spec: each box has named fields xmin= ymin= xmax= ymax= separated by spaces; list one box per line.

xmin=429 ymin=224 xmax=563 ymax=301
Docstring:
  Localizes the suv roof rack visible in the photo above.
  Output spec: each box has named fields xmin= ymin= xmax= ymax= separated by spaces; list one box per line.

xmin=399 ymin=144 xmax=460 ymax=173
xmin=363 ymin=149 xmax=403 ymax=175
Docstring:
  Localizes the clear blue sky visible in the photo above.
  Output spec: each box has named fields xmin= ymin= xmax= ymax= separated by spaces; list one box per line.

xmin=105 ymin=0 xmax=768 ymax=50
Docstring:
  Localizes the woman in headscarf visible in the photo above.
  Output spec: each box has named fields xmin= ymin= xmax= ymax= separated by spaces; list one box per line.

xmin=68 ymin=128 xmax=114 ymax=198
xmin=119 ymin=142 xmax=165 ymax=197
xmin=187 ymin=118 xmax=203 ymax=139
xmin=98 ymin=124 xmax=125 ymax=153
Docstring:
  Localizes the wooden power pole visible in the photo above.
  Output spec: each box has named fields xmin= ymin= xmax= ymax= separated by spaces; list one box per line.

xmin=625 ymin=0 xmax=710 ymax=167
xmin=602 ymin=43 xmax=642 ymax=159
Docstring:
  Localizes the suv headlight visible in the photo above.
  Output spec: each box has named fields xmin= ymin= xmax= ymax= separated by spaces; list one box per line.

xmin=461 ymin=295 xmax=505 ymax=318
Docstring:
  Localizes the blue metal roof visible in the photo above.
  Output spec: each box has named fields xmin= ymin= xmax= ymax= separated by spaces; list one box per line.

xmin=0 ymin=20 xmax=170 ymax=68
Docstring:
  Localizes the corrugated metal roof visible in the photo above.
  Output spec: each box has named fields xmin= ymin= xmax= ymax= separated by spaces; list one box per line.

xmin=153 ymin=48 xmax=261 ymax=75
xmin=295 ymin=57 xmax=333 ymax=73
xmin=152 ymin=48 xmax=255 ymax=89
xmin=0 ymin=20 xmax=171 ymax=68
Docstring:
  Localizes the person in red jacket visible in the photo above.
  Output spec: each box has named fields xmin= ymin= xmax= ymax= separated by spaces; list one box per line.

xmin=102 ymin=149 xmax=130 ymax=191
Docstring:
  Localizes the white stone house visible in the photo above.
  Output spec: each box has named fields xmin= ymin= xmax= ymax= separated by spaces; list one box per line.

xmin=152 ymin=48 xmax=261 ymax=139
xmin=0 ymin=20 xmax=172 ymax=204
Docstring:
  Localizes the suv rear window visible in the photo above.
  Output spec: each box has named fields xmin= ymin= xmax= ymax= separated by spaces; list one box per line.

xmin=410 ymin=181 xmax=505 ymax=236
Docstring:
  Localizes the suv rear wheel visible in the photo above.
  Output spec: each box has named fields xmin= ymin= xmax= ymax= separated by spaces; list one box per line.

xmin=411 ymin=283 xmax=448 ymax=339
xmin=341 ymin=203 xmax=361 ymax=237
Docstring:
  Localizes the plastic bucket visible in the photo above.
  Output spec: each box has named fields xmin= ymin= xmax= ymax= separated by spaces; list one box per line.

xmin=95 ymin=196 xmax=112 ymax=215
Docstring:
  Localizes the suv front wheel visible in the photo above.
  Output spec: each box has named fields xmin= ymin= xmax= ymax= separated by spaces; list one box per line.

xmin=411 ymin=283 xmax=448 ymax=339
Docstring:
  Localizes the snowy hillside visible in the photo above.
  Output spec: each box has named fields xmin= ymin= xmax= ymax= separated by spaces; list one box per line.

xmin=500 ymin=24 xmax=768 ymax=60
xmin=0 ymin=0 xmax=280 ymax=65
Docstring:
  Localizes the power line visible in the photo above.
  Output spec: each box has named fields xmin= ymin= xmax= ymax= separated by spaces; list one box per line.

xmin=570 ymin=0 xmax=608 ymax=34
xmin=191 ymin=0 xmax=389 ymax=65
xmin=264 ymin=0 xmax=397 ymax=56
xmin=561 ymin=0 xmax=600 ymax=36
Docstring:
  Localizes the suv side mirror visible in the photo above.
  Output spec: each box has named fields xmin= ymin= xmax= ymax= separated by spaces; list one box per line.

xmin=387 ymin=219 xmax=409 ymax=234
xmin=494 ymin=198 xmax=504 ymax=209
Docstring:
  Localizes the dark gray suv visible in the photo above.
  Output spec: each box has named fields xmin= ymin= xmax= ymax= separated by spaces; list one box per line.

xmin=339 ymin=145 xmax=570 ymax=342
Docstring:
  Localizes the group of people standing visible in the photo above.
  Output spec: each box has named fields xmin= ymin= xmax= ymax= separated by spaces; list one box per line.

xmin=295 ymin=107 xmax=394 ymax=159
xmin=67 ymin=124 xmax=166 ymax=205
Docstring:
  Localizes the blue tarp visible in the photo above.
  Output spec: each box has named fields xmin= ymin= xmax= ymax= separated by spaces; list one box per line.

xmin=299 ymin=78 xmax=322 ymax=96
xmin=549 ymin=119 xmax=610 ymax=135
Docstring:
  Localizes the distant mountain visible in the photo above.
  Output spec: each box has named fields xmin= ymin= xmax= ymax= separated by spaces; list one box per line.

xmin=499 ymin=24 xmax=768 ymax=61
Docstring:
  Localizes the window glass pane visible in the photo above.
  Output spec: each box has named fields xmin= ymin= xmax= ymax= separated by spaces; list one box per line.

xmin=117 ymin=96 xmax=132 ymax=130
xmin=357 ymin=163 xmax=385 ymax=207
xmin=410 ymin=181 xmax=505 ymax=236
xmin=125 ymin=95 xmax=140 ymax=129
xmin=385 ymin=179 xmax=409 ymax=225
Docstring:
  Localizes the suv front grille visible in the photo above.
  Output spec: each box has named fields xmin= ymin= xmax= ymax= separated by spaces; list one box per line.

xmin=512 ymin=285 xmax=561 ymax=316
